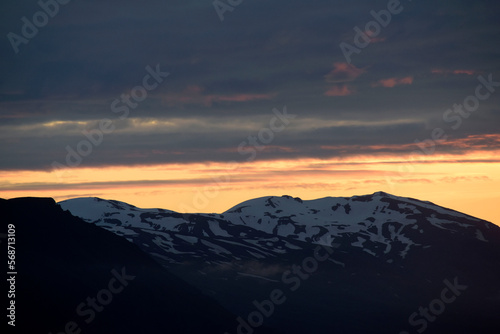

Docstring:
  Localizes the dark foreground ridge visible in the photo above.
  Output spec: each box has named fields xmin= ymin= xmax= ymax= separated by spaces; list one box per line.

xmin=1 ymin=197 xmax=281 ymax=334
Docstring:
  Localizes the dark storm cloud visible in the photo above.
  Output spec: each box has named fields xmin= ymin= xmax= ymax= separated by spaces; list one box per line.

xmin=1 ymin=0 xmax=499 ymax=170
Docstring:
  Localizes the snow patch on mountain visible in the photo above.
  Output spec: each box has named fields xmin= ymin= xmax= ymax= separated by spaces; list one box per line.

xmin=58 ymin=192 xmax=493 ymax=262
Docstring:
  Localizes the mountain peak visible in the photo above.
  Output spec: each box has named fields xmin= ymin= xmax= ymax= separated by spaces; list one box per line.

xmin=372 ymin=190 xmax=390 ymax=197
xmin=280 ymin=194 xmax=303 ymax=203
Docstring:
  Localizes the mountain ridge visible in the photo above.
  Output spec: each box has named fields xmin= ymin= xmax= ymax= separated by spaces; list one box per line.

xmin=60 ymin=191 xmax=490 ymax=224
xmin=58 ymin=191 xmax=497 ymax=261
xmin=57 ymin=191 xmax=500 ymax=333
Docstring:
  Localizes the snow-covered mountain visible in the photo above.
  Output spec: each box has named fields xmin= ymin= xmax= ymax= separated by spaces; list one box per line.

xmin=58 ymin=192 xmax=500 ymax=334
xmin=223 ymin=191 xmax=492 ymax=255
xmin=59 ymin=196 xmax=308 ymax=265
xmin=59 ymin=191 xmax=493 ymax=263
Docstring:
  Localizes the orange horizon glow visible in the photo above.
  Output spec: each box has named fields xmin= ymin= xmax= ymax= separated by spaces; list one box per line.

xmin=1 ymin=150 xmax=499 ymax=226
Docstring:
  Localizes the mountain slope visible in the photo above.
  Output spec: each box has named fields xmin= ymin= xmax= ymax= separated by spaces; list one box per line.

xmin=1 ymin=197 xmax=281 ymax=334
xmin=58 ymin=192 xmax=500 ymax=333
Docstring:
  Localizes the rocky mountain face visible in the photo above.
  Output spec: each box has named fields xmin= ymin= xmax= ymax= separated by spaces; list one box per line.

xmin=58 ymin=192 xmax=500 ymax=333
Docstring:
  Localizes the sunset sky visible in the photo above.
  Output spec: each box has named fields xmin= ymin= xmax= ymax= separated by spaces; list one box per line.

xmin=1 ymin=0 xmax=499 ymax=225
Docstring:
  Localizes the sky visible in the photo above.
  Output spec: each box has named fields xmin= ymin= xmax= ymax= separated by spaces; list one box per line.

xmin=1 ymin=0 xmax=499 ymax=225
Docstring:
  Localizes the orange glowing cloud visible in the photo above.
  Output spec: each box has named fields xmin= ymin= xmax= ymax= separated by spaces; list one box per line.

xmin=372 ymin=76 xmax=414 ymax=88
xmin=449 ymin=133 xmax=500 ymax=149
xmin=162 ymin=85 xmax=275 ymax=106
xmin=324 ymin=62 xmax=365 ymax=83
xmin=431 ymin=69 xmax=477 ymax=75
xmin=317 ymin=134 xmax=500 ymax=155
xmin=324 ymin=85 xmax=355 ymax=96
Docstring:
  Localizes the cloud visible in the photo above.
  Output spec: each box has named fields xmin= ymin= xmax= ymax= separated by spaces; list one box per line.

xmin=324 ymin=63 xmax=365 ymax=83
xmin=431 ymin=69 xmax=477 ymax=75
xmin=0 ymin=0 xmax=499 ymax=172
xmin=447 ymin=134 xmax=500 ymax=150
xmin=0 ymin=176 xmax=270 ymax=192
xmin=372 ymin=76 xmax=414 ymax=88
xmin=389 ymin=178 xmax=434 ymax=184
xmin=324 ymin=85 xmax=355 ymax=96
xmin=162 ymin=85 xmax=275 ymax=107
xmin=439 ymin=176 xmax=490 ymax=183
